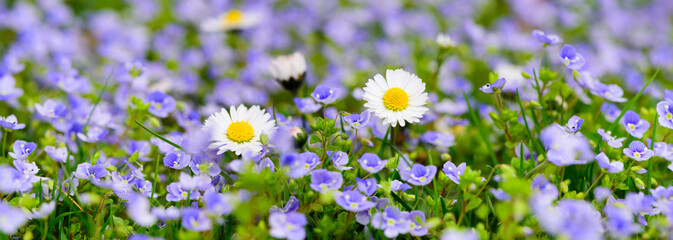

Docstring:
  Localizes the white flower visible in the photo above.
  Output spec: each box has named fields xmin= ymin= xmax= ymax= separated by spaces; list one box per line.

xmin=268 ymin=52 xmax=307 ymax=81
xmin=203 ymin=105 xmax=276 ymax=155
xmin=363 ymin=69 xmax=429 ymax=127
xmin=199 ymin=9 xmax=261 ymax=32
xmin=436 ymin=33 xmax=456 ymax=48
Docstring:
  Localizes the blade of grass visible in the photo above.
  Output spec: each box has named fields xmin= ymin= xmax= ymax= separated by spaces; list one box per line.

xmin=390 ymin=191 xmax=412 ymax=211
xmin=516 ymin=89 xmax=545 ymax=157
xmin=646 ymin=111 xmax=658 ymax=190
xmin=462 ymin=91 xmax=498 ymax=166
xmin=134 ymin=120 xmax=186 ymax=152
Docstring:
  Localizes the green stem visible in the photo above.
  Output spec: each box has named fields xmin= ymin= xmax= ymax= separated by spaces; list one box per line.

xmin=646 ymin=112 xmax=658 ymax=190
xmin=462 ymin=92 xmax=498 ymax=166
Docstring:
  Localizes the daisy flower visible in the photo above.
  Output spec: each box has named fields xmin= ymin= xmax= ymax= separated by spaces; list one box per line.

xmin=362 ymin=69 xmax=429 ymax=127
xmin=199 ymin=9 xmax=261 ymax=32
xmin=203 ymin=105 xmax=276 ymax=155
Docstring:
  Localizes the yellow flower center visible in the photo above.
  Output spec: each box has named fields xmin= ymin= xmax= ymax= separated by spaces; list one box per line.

xmin=222 ymin=10 xmax=243 ymax=26
xmin=667 ymin=113 xmax=672 ymax=120
xmin=382 ymin=87 xmax=409 ymax=112
xmin=227 ymin=121 xmax=254 ymax=143
xmin=634 ymin=152 xmax=641 ymax=158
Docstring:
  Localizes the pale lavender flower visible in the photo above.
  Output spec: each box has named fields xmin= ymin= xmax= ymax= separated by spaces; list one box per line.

xmin=44 ymin=146 xmax=72 ymax=163
xmin=408 ymin=210 xmax=428 ymax=236
xmin=189 ymin=153 xmax=220 ymax=176
xmin=280 ymin=152 xmax=320 ymax=179
xmin=343 ymin=110 xmax=371 ymax=129
xmin=532 ymin=30 xmax=562 ymax=46
xmin=311 ymin=85 xmax=339 ymax=104
xmin=564 ymin=115 xmax=583 ymax=133
xmin=604 ymin=204 xmax=641 ymax=238
xmin=441 ymin=228 xmax=479 ymax=240
xmin=371 ymin=206 xmax=411 ymax=238
xmin=0 ymin=75 xmax=23 ymax=102
xmin=181 ymin=207 xmax=211 ymax=232
xmin=558 ymin=45 xmax=585 ymax=70
xmin=269 ymin=212 xmax=307 ymax=240
xmin=622 ymin=110 xmax=649 ymax=138
xmin=165 ymin=182 xmax=200 ymax=202
xmin=328 ymin=151 xmax=351 ymax=171
xmin=490 ymin=188 xmax=512 ymax=201
xmin=442 ymin=161 xmax=465 ymax=184
xmin=657 ymin=100 xmax=673 ymax=129
xmin=0 ymin=201 xmax=28 ymax=234
xmin=400 ymin=163 xmax=436 ymax=186
xmin=73 ymin=163 xmax=109 ymax=180
xmin=355 ymin=177 xmax=377 ymax=196
xmin=358 ymin=153 xmax=387 ymax=174
xmin=125 ymin=193 xmax=157 ymax=227
xmin=147 ymin=91 xmax=176 ymax=118
xmin=310 ymin=169 xmax=343 ymax=193
xmin=203 ymin=189 xmax=236 ymax=216
xmin=294 ymin=97 xmax=321 ymax=114
xmin=77 ymin=126 xmax=109 ymax=143
xmin=597 ymin=129 xmax=625 ymax=148
xmin=334 ymin=190 xmax=376 ymax=212
xmin=479 ymin=78 xmax=506 ymax=93
xmin=595 ymin=152 xmax=624 ymax=173
xmin=163 ymin=150 xmax=191 ymax=169
xmin=8 ymin=140 xmax=36 ymax=160
xmin=0 ymin=115 xmax=24 ymax=130
xmin=390 ymin=179 xmax=412 ymax=192
xmin=623 ymin=141 xmax=654 ymax=161
xmin=34 ymin=99 xmax=67 ymax=119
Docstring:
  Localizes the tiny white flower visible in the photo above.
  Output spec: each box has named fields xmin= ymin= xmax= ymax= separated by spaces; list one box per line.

xmin=435 ymin=33 xmax=456 ymax=48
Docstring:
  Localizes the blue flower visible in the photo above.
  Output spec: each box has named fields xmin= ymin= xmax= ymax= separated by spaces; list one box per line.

xmin=310 ymin=85 xmax=339 ymax=104
xmin=591 ymin=82 xmax=627 ymax=102
xmin=601 ymin=102 xmax=621 ymax=122
xmin=656 ymin=100 xmax=673 ymax=129
xmin=355 ymin=177 xmax=377 ymax=196
xmin=334 ymin=190 xmax=376 ymax=212
xmin=125 ymin=194 xmax=157 ymax=227
xmin=604 ymin=204 xmax=641 ymax=238
xmin=269 ymin=212 xmax=307 ymax=240
xmin=533 ymin=199 xmax=604 ymax=240
xmin=489 ymin=188 xmax=512 ymax=201
xmin=280 ymin=152 xmax=320 ymax=179
xmin=420 ymin=131 xmax=456 ymax=151
xmin=558 ymin=44 xmax=585 ymax=70
xmin=8 ymin=140 xmax=36 ymax=160
xmin=442 ymin=161 xmax=465 ymax=184
xmin=310 ymin=169 xmax=343 ymax=193
xmin=390 ymin=179 xmax=412 ymax=192
xmin=479 ymin=78 xmax=506 ymax=94
xmin=564 ymin=115 xmax=583 ymax=133
xmin=163 ymin=150 xmax=191 ymax=169
xmin=371 ymin=206 xmax=411 ymax=238
xmin=0 ymin=74 xmax=23 ymax=102
xmin=343 ymin=110 xmax=371 ymax=129
xmin=166 ymin=182 xmax=200 ymax=202
xmin=623 ymin=141 xmax=654 ymax=161
xmin=0 ymin=115 xmax=24 ymax=130
xmin=77 ymin=126 xmax=109 ymax=143
xmin=541 ymin=124 xmax=594 ymax=166
xmin=147 ymin=91 xmax=176 ymax=118
xmin=181 ymin=207 xmax=212 ymax=232
xmin=597 ymin=129 xmax=626 ymax=148
xmin=270 ymin=196 xmax=300 ymax=214
xmin=408 ymin=210 xmax=428 ymax=236
xmin=441 ymin=228 xmax=479 ymax=240
xmin=44 ymin=146 xmax=73 ymax=163
xmin=532 ymin=29 xmax=562 ymax=46
xmin=328 ymin=151 xmax=352 ymax=171
xmin=623 ymin=111 xmax=650 ymax=138
xmin=189 ymin=153 xmax=220 ymax=176
xmin=203 ymin=189 xmax=236 ymax=216
xmin=0 ymin=201 xmax=28 ymax=234
xmin=293 ymin=97 xmax=322 ymax=114
xmin=73 ymin=163 xmax=109 ymax=180
xmin=400 ymin=163 xmax=437 ymax=186
xmin=358 ymin=153 xmax=387 ymax=174
xmin=595 ymin=152 xmax=624 ymax=173
xmin=624 ymin=192 xmax=655 ymax=214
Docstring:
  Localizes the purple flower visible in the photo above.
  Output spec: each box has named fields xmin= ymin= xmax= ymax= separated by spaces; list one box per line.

xmin=591 ymin=82 xmax=627 ymax=102
xmin=280 ymin=152 xmax=320 ymax=179
xmin=597 ymin=129 xmax=626 ymax=148
xmin=269 ymin=212 xmax=307 ymax=240
xmin=270 ymin=196 xmax=300 ymax=214
xmin=646 ymin=139 xmax=672 ymax=157
xmin=181 ymin=207 xmax=211 ymax=232
xmin=34 ymin=99 xmax=67 ymax=119
xmin=442 ymin=161 xmax=465 ymax=184
xmin=358 ymin=153 xmax=387 ymax=174
xmin=656 ymin=100 xmax=673 ymax=129
xmin=564 ymin=115 xmax=583 ymax=133
xmin=135 ymin=179 xmax=153 ymax=197
xmin=558 ymin=44 xmax=585 ymax=70
xmin=255 ymin=157 xmax=275 ymax=173
xmin=293 ymin=97 xmax=322 ymax=114
xmin=489 ymin=188 xmax=512 ymax=201
xmin=44 ymin=146 xmax=72 ymax=163
xmin=622 ymin=110 xmax=649 ymax=138
xmin=371 ymin=206 xmax=411 ymax=238
xmin=166 ymin=182 xmax=200 ymax=202
xmin=334 ymin=190 xmax=376 ymax=212
xmin=604 ymin=204 xmax=641 ymax=238
xmin=310 ymin=85 xmax=339 ymax=104
xmin=126 ymin=140 xmax=151 ymax=161
xmin=147 ymin=91 xmax=176 ymax=118
xmin=328 ymin=151 xmax=352 ymax=171
xmin=623 ymin=141 xmax=654 ymax=161
xmin=0 ymin=115 xmax=24 ymax=130
xmin=532 ymin=29 xmax=562 ymax=46
xmin=400 ymin=163 xmax=437 ymax=186
xmin=8 ymin=140 xmax=36 ymax=160
xmin=13 ymin=160 xmax=38 ymax=176
xmin=125 ymin=194 xmax=157 ymax=227
xmin=189 ymin=153 xmax=220 ymax=176
xmin=0 ymin=201 xmax=28 ymax=234
xmin=356 ymin=177 xmax=377 ymax=196
xmin=408 ymin=210 xmax=428 ymax=236
xmin=420 ymin=131 xmax=456 ymax=151
xmin=390 ymin=180 xmax=412 ymax=192
xmin=77 ymin=126 xmax=109 ymax=143
xmin=310 ymin=169 xmax=343 ymax=193
xmin=343 ymin=110 xmax=371 ymax=129
xmin=595 ymin=152 xmax=624 ymax=173
xmin=0 ymin=75 xmax=23 ymax=102
xmin=203 ymin=190 xmax=236 ymax=216
xmin=150 ymin=206 xmax=180 ymax=221
xmin=541 ymin=124 xmax=593 ymax=166
xmin=479 ymin=78 xmax=506 ymax=94
xmin=441 ymin=228 xmax=479 ymax=240
xmin=594 ymin=187 xmax=612 ymax=202
xmin=533 ymin=199 xmax=603 ymax=240
xmin=651 ymin=186 xmax=673 ymax=199
xmin=163 ymin=150 xmax=191 ymax=169
xmin=601 ymin=102 xmax=621 ymax=122
xmin=73 ymin=163 xmax=109 ymax=180
xmin=624 ymin=192 xmax=655 ymax=214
